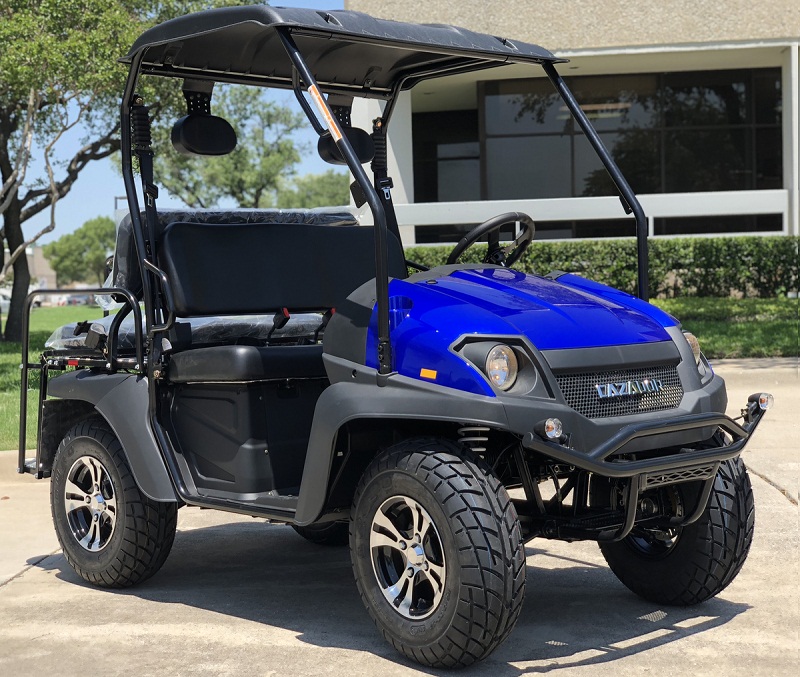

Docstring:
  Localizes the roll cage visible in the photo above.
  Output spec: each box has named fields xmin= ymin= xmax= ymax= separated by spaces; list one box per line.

xmin=118 ymin=5 xmax=650 ymax=380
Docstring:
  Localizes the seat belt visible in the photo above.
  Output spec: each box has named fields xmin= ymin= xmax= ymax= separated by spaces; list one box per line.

xmin=369 ymin=117 xmax=403 ymax=247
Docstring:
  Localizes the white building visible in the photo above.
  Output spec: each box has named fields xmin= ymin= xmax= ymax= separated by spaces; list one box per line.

xmin=346 ymin=0 xmax=799 ymax=243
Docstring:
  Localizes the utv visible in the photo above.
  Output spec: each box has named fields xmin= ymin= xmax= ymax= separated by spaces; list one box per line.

xmin=18 ymin=5 xmax=771 ymax=668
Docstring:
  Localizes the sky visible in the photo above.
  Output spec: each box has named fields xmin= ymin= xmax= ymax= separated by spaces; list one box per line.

xmin=28 ymin=0 xmax=346 ymax=244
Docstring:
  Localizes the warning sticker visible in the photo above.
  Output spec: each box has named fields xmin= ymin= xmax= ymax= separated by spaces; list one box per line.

xmin=308 ymin=85 xmax=343 ymax=142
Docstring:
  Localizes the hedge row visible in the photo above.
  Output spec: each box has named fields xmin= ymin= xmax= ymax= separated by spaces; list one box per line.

xmin=405 ymin=236 xmax=800 ymax=298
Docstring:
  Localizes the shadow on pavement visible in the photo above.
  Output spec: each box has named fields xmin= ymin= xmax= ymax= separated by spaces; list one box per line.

xmin=32 ymin=519 xmax=749 ymax=674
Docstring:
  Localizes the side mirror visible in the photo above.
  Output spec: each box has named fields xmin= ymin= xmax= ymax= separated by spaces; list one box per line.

xmin=318 ymin=128 xmax=374 ymax=165
xmin=171 ymin=115 xmax=237 ymax=156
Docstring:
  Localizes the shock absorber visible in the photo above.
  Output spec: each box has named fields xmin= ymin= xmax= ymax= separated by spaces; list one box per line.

xmin=130 ymin=99 xmax=152 ymax=152
xmin=458 ymin=425 xmax=490 ymax=454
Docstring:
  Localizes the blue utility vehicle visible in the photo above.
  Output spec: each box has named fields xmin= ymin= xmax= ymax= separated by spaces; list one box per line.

xmin=18 ymin=5 xmax=771 ymax=668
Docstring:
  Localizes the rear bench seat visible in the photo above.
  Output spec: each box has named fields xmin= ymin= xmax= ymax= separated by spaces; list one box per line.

xmin=158 ymin=219 xmax=406 ymax=383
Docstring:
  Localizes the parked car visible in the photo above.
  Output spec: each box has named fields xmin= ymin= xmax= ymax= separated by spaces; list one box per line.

xmin=18 ymin=5 xmax=771 ymax=669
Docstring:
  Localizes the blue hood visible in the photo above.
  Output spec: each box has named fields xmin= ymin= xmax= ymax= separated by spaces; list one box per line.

xmin=406 ymin=268 xmax=675 ymax=350
xmin=363 ymin=267 xmax=678 ymax=394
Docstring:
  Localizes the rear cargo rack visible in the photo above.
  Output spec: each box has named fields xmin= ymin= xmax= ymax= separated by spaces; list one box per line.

xmin=17 ymin=288 xmax=144 ymax=476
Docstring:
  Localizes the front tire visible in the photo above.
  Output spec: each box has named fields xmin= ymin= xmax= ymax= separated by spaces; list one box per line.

xmin=600 ymin=457 xmax=754 ymax=605
xmin=50 ymin=418 xmax=178 ymax=588
xmin=350 ymin=438 xmax=525 ymax=668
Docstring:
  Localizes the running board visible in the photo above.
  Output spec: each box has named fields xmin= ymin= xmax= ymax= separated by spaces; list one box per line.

xmin=180 ymin=492 xmax=298 ymax=522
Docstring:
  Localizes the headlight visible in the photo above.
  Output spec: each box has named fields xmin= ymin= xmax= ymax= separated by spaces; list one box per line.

xmin=683 ymin=331 xmax=701 ymax=365
xmin=485 ymin=344 xmax=518 ymax=391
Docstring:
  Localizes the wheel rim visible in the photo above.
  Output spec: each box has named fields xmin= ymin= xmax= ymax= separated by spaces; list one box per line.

xmin=63 ymin=456 xmax=118 ymax=552
xmin=369 ymin=495 xmax=447 ymax=620
xmin=625 ymin=485 xmax=683 ymax=559
xmin=626 ymin=527 xmax=681 ymax=558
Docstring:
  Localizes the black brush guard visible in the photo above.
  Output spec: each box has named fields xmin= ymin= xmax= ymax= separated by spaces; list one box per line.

xmin=518 ymin=399 xmax=768 ymax=541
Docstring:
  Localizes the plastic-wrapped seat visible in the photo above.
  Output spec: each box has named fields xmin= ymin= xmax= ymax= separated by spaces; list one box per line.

xmin=108 ymin=208 xmax=360 ymax=299
xmin=155 ymin=216 xmax=406 ymax=383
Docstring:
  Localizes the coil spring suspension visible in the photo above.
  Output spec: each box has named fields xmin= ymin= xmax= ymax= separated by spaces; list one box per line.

xmin=458 ymin=425 xmax=490 ymax=453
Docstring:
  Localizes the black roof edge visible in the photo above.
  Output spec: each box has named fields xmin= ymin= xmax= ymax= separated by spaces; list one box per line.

xmin=119 ymin=6 xmax=566 ymax=94
xmin=122 ymin=6 xmax=562 ymax=64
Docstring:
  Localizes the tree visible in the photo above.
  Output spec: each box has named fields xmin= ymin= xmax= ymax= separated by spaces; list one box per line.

xmin=43 ymin=216 xmax=116 ymax=286
xmin=277 ymin=170 xmax=351 ymax=209
xmin=0 ymin=0 xmax=228 ymax=341
xmin=0 ymin=1 xmax=135 ymax=339
xmin=153 ymin=82 xmax=352 ymax=210
xmin=153 ymin=85 xmax=308 ymax=208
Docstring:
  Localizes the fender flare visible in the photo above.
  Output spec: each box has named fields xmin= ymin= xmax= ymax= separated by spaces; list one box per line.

xmin=47 ymin=371 xmax=177 ymax=501
xmin=294 ymin=373 xmax=509 ymax=524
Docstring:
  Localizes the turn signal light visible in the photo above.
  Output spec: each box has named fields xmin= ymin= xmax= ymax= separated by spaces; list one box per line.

xmin=748 ymin=392 xmax=774 ymax=410
xmin=536 ymin=417 xmax=563 ymax=441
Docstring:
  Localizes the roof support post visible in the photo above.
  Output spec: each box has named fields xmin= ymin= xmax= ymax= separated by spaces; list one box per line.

xmin=543 ymin=62 xmax=650 ymax=301
xmin=277 ymin=28 xmax=394 ymax=376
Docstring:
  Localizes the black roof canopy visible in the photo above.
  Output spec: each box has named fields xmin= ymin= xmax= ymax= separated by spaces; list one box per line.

xmin=122 ymin=5 xmax=563 ymax=97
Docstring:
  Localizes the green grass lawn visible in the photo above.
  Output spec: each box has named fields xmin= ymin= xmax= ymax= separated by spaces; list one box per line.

xmin=1 ymin=299 xmax=798 ymax=451
xmin=1 ymin=305 xmax=103 ymax=452
xmin=653 ymin=297 xmax=800 ymax=359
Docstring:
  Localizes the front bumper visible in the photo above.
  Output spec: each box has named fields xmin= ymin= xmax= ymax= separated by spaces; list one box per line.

xmin=520 ymin=398 xmax=767 ymax=479
xmin=516 ymin=393 xmax=770 ymax=541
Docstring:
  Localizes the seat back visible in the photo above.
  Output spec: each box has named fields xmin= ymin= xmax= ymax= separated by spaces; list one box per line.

xmin=109 ymin=208 xmax=361 ymax=300
xmin=158 ymin=220 xmax=406 ymax=317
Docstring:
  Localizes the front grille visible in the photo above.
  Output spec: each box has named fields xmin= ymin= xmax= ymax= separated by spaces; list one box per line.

xmin=555 ymin=364 xmax=683 ymax=419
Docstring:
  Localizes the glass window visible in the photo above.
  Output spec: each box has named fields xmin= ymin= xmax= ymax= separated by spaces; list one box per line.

xmin=413 ymin=110 xmax=479 ymax=203
xmin=477 ymin=68 xmax=781 ymax=203
xmin=438 ymin=141 xmax=479 ymax=159
xmin=485 ymin=136 xmax=571 ymax=199
xmin=755 ymin=128 xmax=783 ymax=189
xmin=412 ymin=68 xmax=783 ymax=238
xmin=664 ymin=129 xmax=751 ymax=192
xmin=654 ymin=214 xmax=782 ymax=235
xmin=438 ymin=159 xmax=480 ymax=201
xmin=753 ymin=71 xmax=782 ymax=124
xmin=483 ymin=79 xmax=566 ymax=135
xmin=574 ymin=130 xmax=661 ymax=196
xmin=663 ymin=71 xmax=749 ymax=127
xmin=569 ymin=74 xmax=659 ymax=131
xmin=534 ymin=219 xmax=636 ymax=238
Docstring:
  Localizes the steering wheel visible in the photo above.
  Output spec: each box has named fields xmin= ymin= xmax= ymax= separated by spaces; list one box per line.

xmin=446 ymin=212 xmax=535 ymax=267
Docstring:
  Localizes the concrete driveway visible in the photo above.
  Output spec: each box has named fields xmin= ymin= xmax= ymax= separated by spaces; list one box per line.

xmin=1 ymin=359 xmax=797 ymax=676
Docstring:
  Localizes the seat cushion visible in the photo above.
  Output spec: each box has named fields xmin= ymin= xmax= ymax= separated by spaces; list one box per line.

xmin=167 ymin=344 xmax=325 ymax=383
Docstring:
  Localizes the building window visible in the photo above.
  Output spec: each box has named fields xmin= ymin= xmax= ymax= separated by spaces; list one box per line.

xmin=654 ymin=214 xmax=782 ymax=235
xmin=479 ymin=68 xmax=782 ymax=200
xmin=412 ymin=110 xmax=479 ymax=202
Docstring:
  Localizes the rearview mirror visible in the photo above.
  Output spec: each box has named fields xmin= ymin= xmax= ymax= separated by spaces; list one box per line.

xmin=171 ymin=115 xmax=237 ymax=156
xmin=318 ymin=128 xmax=374 ymax=165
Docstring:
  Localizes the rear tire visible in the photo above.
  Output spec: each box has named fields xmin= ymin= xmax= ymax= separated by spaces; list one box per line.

xmin=600 ymin=457 xmax=754 ymax=605
xmin=350 ymin=438 xmax=525 ymax=668
xmin=50 ymin=418 xmax=178 ymax=588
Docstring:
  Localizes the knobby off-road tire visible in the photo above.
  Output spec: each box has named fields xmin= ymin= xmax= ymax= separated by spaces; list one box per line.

xmin=600 ymin=457 xmax=754 ymax=605
xmin=50 ymin=418 xmax=178 ymax=588
xmin=350 ymin=438 xmax=526 ymax=668
xmin=292 ymin=521 xmax=350 ymax=546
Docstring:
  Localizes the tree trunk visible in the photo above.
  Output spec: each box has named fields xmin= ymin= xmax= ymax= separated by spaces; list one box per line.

xmin=2 ymin=196 xmax=31 ymax=342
